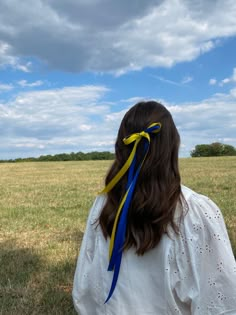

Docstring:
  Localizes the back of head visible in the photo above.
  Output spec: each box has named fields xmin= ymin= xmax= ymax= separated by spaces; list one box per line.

xmin=99 ymin=100 xmax=183 ymax=255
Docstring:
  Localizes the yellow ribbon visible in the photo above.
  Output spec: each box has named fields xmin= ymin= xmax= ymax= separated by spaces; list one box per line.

xmin=108 ymin=188 xmax=129 ymax=258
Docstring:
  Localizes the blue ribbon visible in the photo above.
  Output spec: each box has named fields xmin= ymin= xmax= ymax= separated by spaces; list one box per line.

xmin=104 ymin=123 xmax=161 ymax=303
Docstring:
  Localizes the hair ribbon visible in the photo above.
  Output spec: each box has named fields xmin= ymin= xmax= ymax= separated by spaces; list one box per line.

xmin=100 ymin=122 xmax=161 ymax=302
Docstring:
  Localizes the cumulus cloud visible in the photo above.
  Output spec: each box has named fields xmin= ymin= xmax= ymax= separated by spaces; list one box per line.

xmin=1 ymin=82 xmax=235 ymax=159
xmin=0 ymin=0 xmax=236 ymax=73
xmin=167 ymin=94 xmax=236 ymax=154
xmin=104 ymin=93 xmax=236 ymax=157
xmin=0 ymin=85 xmax=110 ymax=159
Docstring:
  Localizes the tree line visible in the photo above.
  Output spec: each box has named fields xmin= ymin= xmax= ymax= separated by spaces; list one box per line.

xmin=0 ymin=143 xmax=235 ymax=162
xmin=0 ymin=151 xmax=115 ymax=163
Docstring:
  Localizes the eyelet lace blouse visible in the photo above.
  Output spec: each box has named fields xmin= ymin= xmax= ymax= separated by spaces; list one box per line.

xmin=72 ymin=185 xmax=236 ymax=315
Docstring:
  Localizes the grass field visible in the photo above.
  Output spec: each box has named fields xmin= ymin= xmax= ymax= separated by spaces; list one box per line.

xmin=0 ymin=157 xmax=235 ymax=314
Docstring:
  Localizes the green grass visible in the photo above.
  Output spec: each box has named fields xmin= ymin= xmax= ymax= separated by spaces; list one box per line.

xmin=0 ymin=157 xmax=235 ymax=314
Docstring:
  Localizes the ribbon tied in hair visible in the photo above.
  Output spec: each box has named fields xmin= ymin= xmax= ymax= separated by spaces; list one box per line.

xmin=100 ymin=122 xmax=162 ymax=303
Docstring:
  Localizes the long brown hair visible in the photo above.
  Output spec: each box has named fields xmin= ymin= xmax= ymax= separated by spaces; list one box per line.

xmin=99 ymin=101 xmax=185 ymax=255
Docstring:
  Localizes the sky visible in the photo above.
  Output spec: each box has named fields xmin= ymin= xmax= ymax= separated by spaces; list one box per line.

xmin=0 ymin=0 xmax=236 ymax=159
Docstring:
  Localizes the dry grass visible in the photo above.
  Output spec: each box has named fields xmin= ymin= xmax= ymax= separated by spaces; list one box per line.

xmin=0 ymin=157 xmax=235 ymax=314
xmin=180 ymin=156 xmax=236 ymax=247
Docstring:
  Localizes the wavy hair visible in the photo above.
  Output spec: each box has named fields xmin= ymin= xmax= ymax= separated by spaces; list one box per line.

xmin=99 ymin=101 xmax=185 ymax=255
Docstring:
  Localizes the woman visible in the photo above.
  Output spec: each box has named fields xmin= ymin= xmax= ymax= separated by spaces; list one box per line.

xmin=73 ymin=101 xmax=236 ymax=314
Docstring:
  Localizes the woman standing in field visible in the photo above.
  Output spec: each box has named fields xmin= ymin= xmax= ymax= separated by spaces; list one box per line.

xmin=73 ymin=101 xmax=236 ymax=314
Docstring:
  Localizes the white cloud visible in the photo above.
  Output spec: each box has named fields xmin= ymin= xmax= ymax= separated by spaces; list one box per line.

xmin=181 ymin=76 xmax=193 ymax=84
xmin=104 ymin=92 xmax=236 ymax=157
xmin=151 ymin=75 xmax=182 ymax=87
xmin=105 ymin=110 xmax=127 ymax=122
xmin=167 ymin=95 xmax=236 ymax=155
xmin=219 ymin=67 xmax=236 ymax=86
xmin=17 ymin=80 xmax=44 ymax=87
xmin=230 ymin=88 xmax=236 ymax=98
xmin=15 ymin=142 xmax=45 ymax=149
xmin=0 ymin=82 xmax=235 ymax=159
xmin=233 ymin=68 xmax=236 ymax=81
xmin=0 ymin=1 xmax=236 ymax=73
xmin=0 ymin=85 xmax=111 ymax=159
xmin=209 ymin=78 xmax=217 ymax=85
xmin=0 ymin=41 xmax=31 ymax=72
xmin=218 ymin=137 xmax=236 ymax=143
xmin=151 ymin=75 xmax=193 ymax=87
xmin=0 ymin=41 xmax=15 ymax=67
xmin=219 ymin=78 xmax=231 ymax=86
xmin=120 ymin=97 xmax=147 ymax=104
xmin=0 ymin=83 xmax=14 ymax=92
xmin=14 ymin=61 xmax=32 ymax=73
xmin=79 ymin=124 xmax=92 ymax=131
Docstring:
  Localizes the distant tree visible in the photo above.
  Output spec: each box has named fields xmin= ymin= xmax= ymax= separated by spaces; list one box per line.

xmin=191 ymin=144 xmax=210 ymax=157
xmin=191 ymin=143 xmax=236 ymax=157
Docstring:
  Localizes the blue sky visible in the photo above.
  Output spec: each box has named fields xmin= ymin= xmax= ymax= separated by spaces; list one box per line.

xmin=0 ymin=0 xmax=236 ymax=159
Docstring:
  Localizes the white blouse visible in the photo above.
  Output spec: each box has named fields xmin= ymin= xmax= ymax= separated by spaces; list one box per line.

xmin=72 ymin=185 xmax=236 ymax=315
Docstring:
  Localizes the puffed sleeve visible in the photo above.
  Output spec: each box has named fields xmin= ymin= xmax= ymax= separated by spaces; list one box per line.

xmin=72 ymin=195 xmax=106 ymax=314
xmin=172 ymin=192 xmax=236 ymax=314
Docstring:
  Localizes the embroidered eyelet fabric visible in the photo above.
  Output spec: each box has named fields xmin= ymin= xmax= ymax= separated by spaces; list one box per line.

xmin=72 ymin=185 xmax=236 ymax=315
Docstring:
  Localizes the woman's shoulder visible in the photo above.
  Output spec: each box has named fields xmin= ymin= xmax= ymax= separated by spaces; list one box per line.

xmin=179 ymin=184 xmax=227 ymax=237
xmin=180 ymin=184 xmax=208 ymax=203
xmin=88 ymin=194 xmax=107 ymax=225
xmin=174 ymin=185 xmax=234 ymax=263
xmin=180 ymin=184 xmax=221 ymax=216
